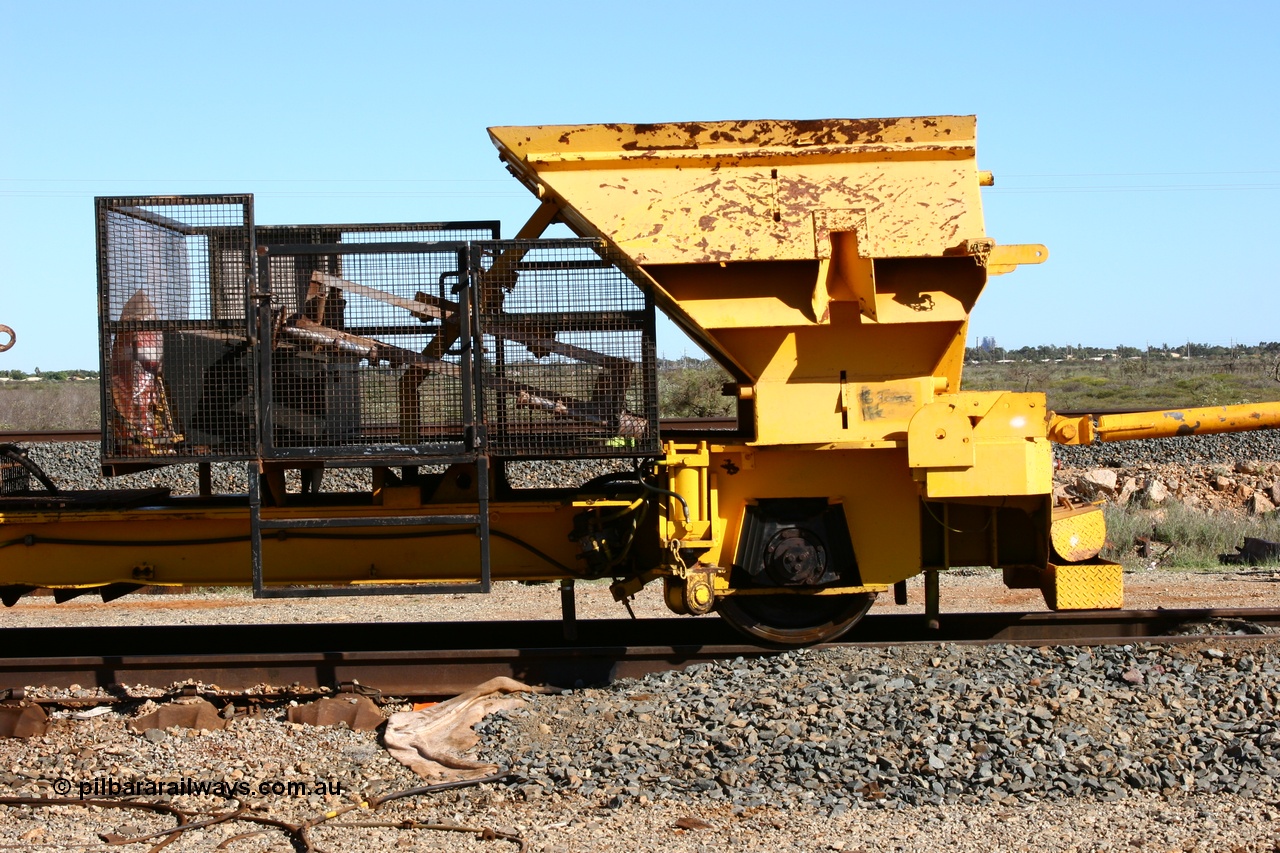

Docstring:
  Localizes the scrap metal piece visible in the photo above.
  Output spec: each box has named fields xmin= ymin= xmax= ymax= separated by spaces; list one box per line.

xmin=0 ymin=703 xmax=48 ymax=738
xmin=1219 ymin=537 xmax=1280 ymax=566
xmin=312 ymin=271 xmax=446 ymax=323
xmin=128 ymin=698 xmax=228 ymax=733
xmin=286 ymin=695 xmax=385 ymax=732
xmin=109 ymin=289 xmax=184 ymax=455
xmin=384 ymin=677 xmax=551 ymax=781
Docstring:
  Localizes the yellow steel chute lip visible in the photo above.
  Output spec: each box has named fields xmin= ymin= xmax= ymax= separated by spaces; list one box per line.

xmin=489 ymin=116 xmax=976 ymax=155
xmin=522 ymin=143 xmax=975 ymax=168
xmin=12 ymin=581 xmax=188 ymax=590
xmin=718 ymin=584 xmax=891 ymax=597
xmin=489 ymin=116 xmax=978 ymax=179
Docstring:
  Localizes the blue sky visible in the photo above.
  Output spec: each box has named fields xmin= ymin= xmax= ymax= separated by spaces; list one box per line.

xmin=2 ymin=1 xmax=1277 ymax=371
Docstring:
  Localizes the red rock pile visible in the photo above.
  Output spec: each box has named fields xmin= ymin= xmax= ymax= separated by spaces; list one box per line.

xmin=1057 ymin=461 xmax=1280 ymax=517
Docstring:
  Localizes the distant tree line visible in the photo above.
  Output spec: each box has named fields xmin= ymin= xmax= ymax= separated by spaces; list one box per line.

xmin=965 ymin=341 xmax=1280 ymax=363
xmin=2 ymin=369 xmax=99 ymax=381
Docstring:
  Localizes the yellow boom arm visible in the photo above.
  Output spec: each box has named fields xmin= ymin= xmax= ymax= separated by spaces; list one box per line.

xmin=1048 ymin=401 xmax=1280 ymax=445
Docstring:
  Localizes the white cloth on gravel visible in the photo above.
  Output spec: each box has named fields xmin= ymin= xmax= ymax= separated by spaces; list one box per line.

xmin=383 ymin=676 xmax=549 ymax=781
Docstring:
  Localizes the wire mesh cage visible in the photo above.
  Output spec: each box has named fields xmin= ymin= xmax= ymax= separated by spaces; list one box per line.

xmin=96 ymin=195 xmax=256 ymax=463
xmin=97 ymin=200 xmax=657 ymax=465
xmin=0 ymin=457 xmax=29 ymax=495
xmin=258 ymin=230 xmax=484 ymax=458
xmin=256 ymin=221 xmax=498 ymax=315
xmin=475 ymin=239 xmax=659 ymax=459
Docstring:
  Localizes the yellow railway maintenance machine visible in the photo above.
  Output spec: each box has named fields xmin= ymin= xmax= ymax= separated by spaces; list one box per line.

xmin=3 ymin=116 xmax=1279 ymax=645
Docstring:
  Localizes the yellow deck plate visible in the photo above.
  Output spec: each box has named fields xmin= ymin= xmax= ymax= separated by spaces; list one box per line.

xmin=1043 ymin=560 xmax=1124 ymax=610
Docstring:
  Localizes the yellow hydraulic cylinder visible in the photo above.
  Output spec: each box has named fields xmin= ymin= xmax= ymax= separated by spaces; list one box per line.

xmin=1048 ymin=401 xmax=1280 ymax=445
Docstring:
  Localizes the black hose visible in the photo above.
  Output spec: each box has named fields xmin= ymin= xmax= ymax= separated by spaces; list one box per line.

xmin=0 ymin=444 xmax=58 ymax=494
xmin=633 ymin=476 xmax=691 ymax=522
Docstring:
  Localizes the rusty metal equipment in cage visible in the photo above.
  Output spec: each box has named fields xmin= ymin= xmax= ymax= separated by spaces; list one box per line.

xmin=96 ymin=196 xmax=659 ymax=469
xmin=94 ymin=194 xmax=660 ymax=599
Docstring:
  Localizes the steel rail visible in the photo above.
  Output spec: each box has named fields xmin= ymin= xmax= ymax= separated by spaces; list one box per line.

xmin=1 ymin=608 xmax=1276 ymax=696
xmin=0 ymin=430 xmax=100 ymax=444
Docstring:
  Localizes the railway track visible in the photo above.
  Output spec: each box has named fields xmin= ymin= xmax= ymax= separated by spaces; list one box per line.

xmin=0 ymin=429 xmax=100 ymax=444
xmin=2 ymin=608 xmax=1276 ymax=698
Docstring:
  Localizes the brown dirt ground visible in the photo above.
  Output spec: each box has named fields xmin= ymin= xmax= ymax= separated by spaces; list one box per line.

xmin=3 ymin=568 xmax=1276 ymax=629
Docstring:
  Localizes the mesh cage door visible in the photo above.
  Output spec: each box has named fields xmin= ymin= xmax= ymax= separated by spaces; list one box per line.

xmin=473 ymin=239 xmax=659 ymax=459
xmin=96 ymin=195 xmax=257 ymax=463
xmin=257 ymin=240 xmax=478 ymax=461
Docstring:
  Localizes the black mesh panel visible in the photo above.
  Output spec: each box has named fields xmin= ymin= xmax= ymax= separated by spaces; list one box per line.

xmin=259 ymin=239 xmax=472 ymax=457
xmin=96 ymin=195 xmax=255 ymax=462
xmin=475 ymin=239 xmax=659 ymax=459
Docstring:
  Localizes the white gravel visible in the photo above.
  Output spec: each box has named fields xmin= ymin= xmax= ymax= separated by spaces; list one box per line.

xmin=2 ymin=641 xmax=1279 ymax=852
xmin=3 ymin=582 xmax=1279 ymax=851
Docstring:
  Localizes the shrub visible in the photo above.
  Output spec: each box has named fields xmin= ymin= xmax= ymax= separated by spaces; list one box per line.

xmin=658 ymin=360 xmax=735 ymax=418
xmin=1102 ymin=501 xmax=1280 ymax=569
xmin=0 ymin=384 xmax=100 ymax=430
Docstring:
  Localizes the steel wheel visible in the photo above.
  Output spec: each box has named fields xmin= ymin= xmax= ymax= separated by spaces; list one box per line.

xmin=716 ymin=592 xmax=877 ymax=646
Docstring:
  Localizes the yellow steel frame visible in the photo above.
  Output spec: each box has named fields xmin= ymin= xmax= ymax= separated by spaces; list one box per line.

xmin=0 ymin=498 xmax=585 ymax=590
xmin=10 ymin=116 xmax=1278 ymax=623
xmin=0 ymin=117 xmax=1075 ymax=615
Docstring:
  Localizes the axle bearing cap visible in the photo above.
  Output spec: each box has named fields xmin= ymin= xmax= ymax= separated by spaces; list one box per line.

xmin=686 ymin=574 xmax=715 ymax=615
xmin=762 ymin=528 xmax=827 ymax=586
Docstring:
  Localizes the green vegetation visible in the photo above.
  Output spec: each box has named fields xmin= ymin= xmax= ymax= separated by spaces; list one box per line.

xmin=4 ymin=344 xmax=1277 ymax=428
xmin=962 ymin=351 xmax=1280 ymax=411
xmin=1102 ymin=501 xmax=1280 ymax=570
xmin=2 ymin=368 xmax=98 ymax=381
xmin=0 ymin=381 xmax=101 ymax=430
xmin=658 ymin=357 xmax=735 ymax=418
xmin=966 ymin=340 xmax=1280 ymax=363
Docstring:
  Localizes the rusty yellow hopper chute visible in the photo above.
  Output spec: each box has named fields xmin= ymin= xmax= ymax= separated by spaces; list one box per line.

xmin=490 ymin=118 xmax=1047 ymax=446
xmin=491 ymin=117 xmax=1067 ymax=642
xmin=492 ymin=117 xmax=1280 ymax=641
